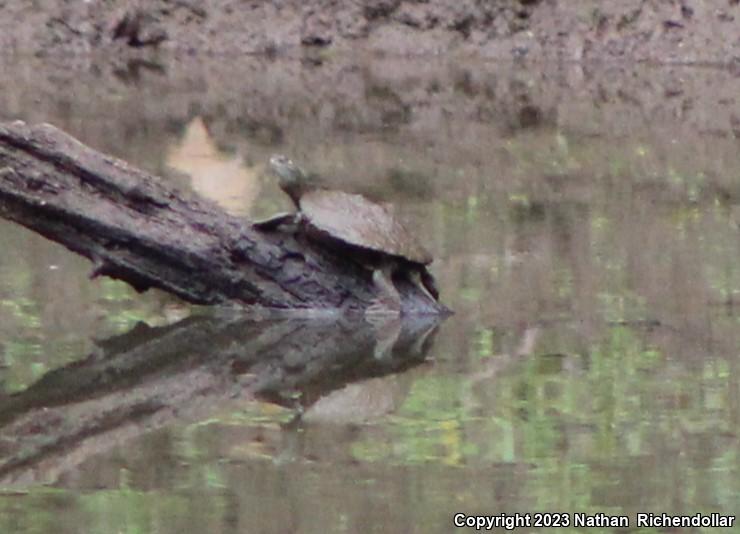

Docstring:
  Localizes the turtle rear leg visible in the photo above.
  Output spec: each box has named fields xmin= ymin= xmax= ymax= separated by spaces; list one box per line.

xmin=411 ymin=270 xmax=439 ymax=302
xmin=366 ymin=265 xmax=401 ymax=316
xmin=252 ymin=212 xmax=297 ymax=231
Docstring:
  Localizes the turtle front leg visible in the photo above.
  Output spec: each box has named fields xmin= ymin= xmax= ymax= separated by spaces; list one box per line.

xmin=252 ymin=212 xmax=298 ymax=231
xmin=366 ymin=265 xmax=401 ymax=316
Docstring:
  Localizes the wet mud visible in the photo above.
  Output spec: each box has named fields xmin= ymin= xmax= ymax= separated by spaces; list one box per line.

xmin=0 ymin=0 xmax=738 ymax=63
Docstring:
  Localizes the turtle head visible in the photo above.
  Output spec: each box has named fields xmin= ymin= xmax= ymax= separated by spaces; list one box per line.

xmin=268 ymin=154 xmax=315 ymax=205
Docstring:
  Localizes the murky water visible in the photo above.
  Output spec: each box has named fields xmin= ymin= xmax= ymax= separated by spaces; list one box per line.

xmin=1 ymin=57 xmax=740 ymax=533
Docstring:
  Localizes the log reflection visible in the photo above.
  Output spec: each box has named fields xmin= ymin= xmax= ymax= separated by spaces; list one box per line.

xmin=0 ymin=313 xmax=442 ymax=486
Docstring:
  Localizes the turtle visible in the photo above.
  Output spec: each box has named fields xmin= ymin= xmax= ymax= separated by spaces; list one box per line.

xmin=253 ymin=154 xmax=439 ymax=314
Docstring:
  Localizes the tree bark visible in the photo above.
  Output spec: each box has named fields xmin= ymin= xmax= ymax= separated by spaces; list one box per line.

xmin=0 ymin=121 xmax=448 ymax=315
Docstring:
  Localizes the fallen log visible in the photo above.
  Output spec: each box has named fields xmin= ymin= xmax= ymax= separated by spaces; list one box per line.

xmin=0 ymin=121 xmax=448 ymax=315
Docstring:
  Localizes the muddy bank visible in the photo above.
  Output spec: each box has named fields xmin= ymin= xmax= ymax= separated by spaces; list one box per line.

xmin=0 ymin=1 xmax=738 ymax=63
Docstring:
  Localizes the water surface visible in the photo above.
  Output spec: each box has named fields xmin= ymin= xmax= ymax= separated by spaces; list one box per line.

xmin=0 ymin=57 xmax=739 ymax=533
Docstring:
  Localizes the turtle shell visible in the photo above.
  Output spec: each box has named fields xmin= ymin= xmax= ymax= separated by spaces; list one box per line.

xmin=298 ymin=189 xmax=433 ymax=265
